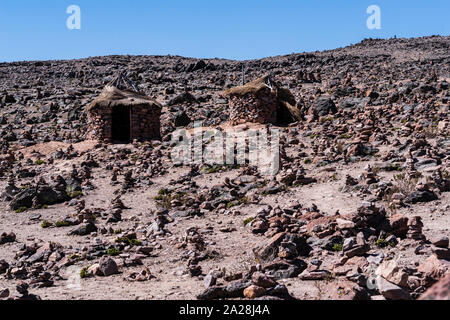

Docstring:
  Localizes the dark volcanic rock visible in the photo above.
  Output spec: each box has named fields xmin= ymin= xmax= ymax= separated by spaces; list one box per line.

xmin=168 ymin=92 xmax=197 ymax=106
xmin=98 ymin=257 xmax=119 ymax=276
xmin=68 ymin=222 xmax=97 ymax=236
xmin=197 ymin=280 xmax=251 ymax=300
xmin=10 ymin=186 xmax=62 ymax=210
xmin=0 ymin=232 xmax=16 ymax=245
xmin=0 ymin=259 xmax=10 ymax=273
xmin=405 ymin=190 xmax=438 ymax=204
xmin=174 ymin=111 xmax=191 ymax=127
xmin=313 ymin=96 xmax=337 ymax=117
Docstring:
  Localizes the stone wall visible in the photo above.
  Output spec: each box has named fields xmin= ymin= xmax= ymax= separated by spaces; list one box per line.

xmin=130 ymin=105 xmax=161 ymax=141
xmin=228 ymin=89 xmax=278 ymax=125
xmin=87 ymin=104 xmax=161 ymax=142
xmin=87 ymin=110 xmax=112 ymax=142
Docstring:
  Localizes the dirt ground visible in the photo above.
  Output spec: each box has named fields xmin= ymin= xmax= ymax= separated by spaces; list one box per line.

xmin=0 ymin=140 xmax=448 ymax=300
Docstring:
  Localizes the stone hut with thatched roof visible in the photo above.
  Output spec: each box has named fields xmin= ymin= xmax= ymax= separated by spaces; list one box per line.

xmin=223 ymin=75 xmax=300 ymax=125
xmin=86 ymin=76 xmax=162 ymax=143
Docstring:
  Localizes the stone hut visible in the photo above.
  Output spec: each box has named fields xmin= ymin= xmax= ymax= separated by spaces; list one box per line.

xmin=224 ymin=75 xmax=300 ymax=125
xmin=86 ymin=85 xmax=162 ymax=143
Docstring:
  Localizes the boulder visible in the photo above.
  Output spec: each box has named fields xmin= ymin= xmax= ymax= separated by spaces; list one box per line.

xmin=0 ymin=232 xmax=16 ymax=245
xmin=418 ymin=255 xmax=450 ymax=279
xmin=432 ymin=247 xmax=450 ymax=261
xmin=251 ymin=272 xmax=277 ymax=288
xmin=419 ymin=273 xmax=450 ymax=300
xmin=98 ymin=257 xmax=119 ymax=277
xmin=389 ymin=214 xmax=409 ymax=238
xmin=375 ymin=260 xmax=409 ymax=287
xmin=0 ymin=259 xmax=9 ymax=274
xmin=405 ymin=190 xmax=438 ymax=204
xmin=253 ymin=233 xmax=285 ymax=263
xmin=432 ymin=236 xmax=449 ymax=249
xmin=174 ymin=111 xmax=191 ymax=127
xmin=10 ymin=186 xmax=61 ymax=211
xmin=325 ymin=279 xmax=370 ymax=300
xmin=313 ymin=96 xmax=337 ymax=117
xmin=197 ymin=280 xmax=251 ymax=300
xmin=186 ymin=60 xmax=207 ymax=72
xmin=243 ymin=285 xmax=266 ymax=299
xmin=376 ymin=276 xmax=411 ymax=300
xmin=0 ymin=288 xmax=9 ymax=298
xmin=1 ymin=94 xmax=16 ymax=104
xmin=68 ymin=222 xmax=97 ymax=236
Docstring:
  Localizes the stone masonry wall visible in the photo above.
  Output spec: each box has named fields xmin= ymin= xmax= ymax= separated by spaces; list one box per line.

xmin=87 ymin=104 xmax=161 ymax=142
xmin=228 ymin=89 xmax=278 ymax=125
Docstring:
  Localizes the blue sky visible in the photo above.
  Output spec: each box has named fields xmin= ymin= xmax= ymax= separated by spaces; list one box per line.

xmin=0 ymin=0 xmax=448 ymax=62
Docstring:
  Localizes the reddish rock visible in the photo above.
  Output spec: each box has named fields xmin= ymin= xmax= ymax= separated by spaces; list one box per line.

xmin=389 ymin=214 xmax=409 ymax=238
xmin=243 ymin=285 xmax=266 ymax=299
xmin=253 ymin=232 xmax=285 ymax=263
xmin=418 ymin=255 xmax=450 ymax=279
xmin=419 ymin=273 xmax=450 ymax=300
xmin=325 ymin=280 xmax=370 ymax=300
xmin=251 ymin=272 xmax=276 ymax=288
xmin=375 ymin=260 xmax=409 ymax=287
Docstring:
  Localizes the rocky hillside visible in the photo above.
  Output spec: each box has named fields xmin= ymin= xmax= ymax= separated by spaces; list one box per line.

xmin=0 ymin=35 xmax=449 ymax=300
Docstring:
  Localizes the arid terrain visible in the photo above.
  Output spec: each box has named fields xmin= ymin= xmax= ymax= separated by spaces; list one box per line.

xmin=0 ymin=35 xmax=449 ymax=300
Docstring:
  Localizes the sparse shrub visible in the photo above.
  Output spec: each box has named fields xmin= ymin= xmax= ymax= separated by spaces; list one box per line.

xmin=375 ymin=239 xmax=387 ymax=248
xmin=227 ymin=196 xmax=249 ymax=209
xmin=67 ymin=191 xmax=83 ymax=198
xmin=383 ymin=172 xmax=422 ymax=210
xmin=107 ymin=248 xmax=121 ymax=256
xmin=14 ymin=207 xmax=28 ymax=213
xmin=55 ymin=220 xmax=71 ymax=228
xmin=79 ymin=267 xmax=90 ymax=279
xmin=393 ymin=173 xmax=421 ymax=195
xmin=41 ymin=220 xmax=52 ymax=228
xmin=243 ymin=217 xmax=255 ymax=226
xmin=154 ymin=189 xmax=187 ymax=209
xmin=320 ymin=116 xmax=334 ymax=124
xmin=339 ymin=133 xmax=353 ymax=139
xmin=115 ymin=236 xmax=141 ymax=247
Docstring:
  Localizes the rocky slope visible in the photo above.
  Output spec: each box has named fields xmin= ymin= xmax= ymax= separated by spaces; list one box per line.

xmin=0 ymin=35 xmax=449 ymax=300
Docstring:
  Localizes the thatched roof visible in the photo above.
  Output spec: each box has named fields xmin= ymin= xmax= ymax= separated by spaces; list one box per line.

xmin=86 ymin=86 xmax=162 ymax=113
xmin=224 ymin=75 xmax=301 ymax=122
xmin=224 ymin=75 xmax=274 ymax=97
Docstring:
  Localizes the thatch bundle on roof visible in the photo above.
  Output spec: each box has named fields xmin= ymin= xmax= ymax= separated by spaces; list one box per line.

xmin=87 ymin=85 xmax=162 ymax=113
xmin=224 ymin=75 xmax=275 ymax=97
xmin=86 ymin=85 xmax=162 ymax=143
xmin=224 ymin=75 xmax=300 ymax=125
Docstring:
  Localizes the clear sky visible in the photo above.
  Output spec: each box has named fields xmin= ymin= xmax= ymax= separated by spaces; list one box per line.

xmin=0 ymin=0 xmax=448 ymax=62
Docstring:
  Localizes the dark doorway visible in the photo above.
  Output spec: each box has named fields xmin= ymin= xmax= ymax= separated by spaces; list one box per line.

xmin=277 ymin=104 xmax=296 ymax=125
xmin=112 ymin=105 xmax=131 ymax=143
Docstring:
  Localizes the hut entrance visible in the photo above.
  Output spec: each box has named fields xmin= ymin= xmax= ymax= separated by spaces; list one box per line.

xmin=112 ymin=105 xmax=131 ymax=143
xmin=86 ymin=74 xmax=163 ymax=143
xmin=277 ymin=105 xmax=294 ymax=125
xmin=224 ymin=75 xmax=301 ymax=126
